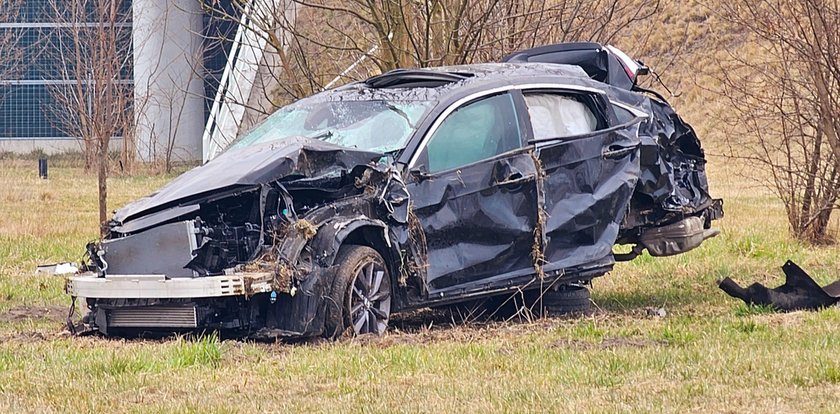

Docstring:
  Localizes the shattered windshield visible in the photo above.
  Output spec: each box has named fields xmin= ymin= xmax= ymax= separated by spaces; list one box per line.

xmin=231 ymin=99 xmax=432 ymax=153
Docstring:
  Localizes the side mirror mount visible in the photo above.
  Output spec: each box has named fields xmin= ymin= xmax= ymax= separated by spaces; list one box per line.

xmin=409 ymin=165 xmax=431 ymax=181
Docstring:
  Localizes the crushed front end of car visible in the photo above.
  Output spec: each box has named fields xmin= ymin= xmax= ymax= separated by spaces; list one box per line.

xmin=66 ymin=138 xmax=417 ymax=338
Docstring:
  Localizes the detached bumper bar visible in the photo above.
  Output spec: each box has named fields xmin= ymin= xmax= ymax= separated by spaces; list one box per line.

xmin=65 ymin=272 xmax=274 ymax=299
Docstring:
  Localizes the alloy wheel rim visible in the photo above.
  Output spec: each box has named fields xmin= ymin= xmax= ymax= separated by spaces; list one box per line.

xmin=349 ymin=261 xmax=391 ymax=335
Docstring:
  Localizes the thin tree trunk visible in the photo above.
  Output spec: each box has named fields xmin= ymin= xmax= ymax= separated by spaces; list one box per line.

xmin=98 ymin=139 xmax=108 ymax=238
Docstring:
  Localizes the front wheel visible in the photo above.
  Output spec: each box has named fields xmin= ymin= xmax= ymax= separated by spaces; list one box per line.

xmin=324 ymin=245 xmax=392 ymax=338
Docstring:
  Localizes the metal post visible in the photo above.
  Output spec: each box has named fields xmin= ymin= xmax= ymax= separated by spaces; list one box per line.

xmin=38 ymin=157 xmax=48 ymax=179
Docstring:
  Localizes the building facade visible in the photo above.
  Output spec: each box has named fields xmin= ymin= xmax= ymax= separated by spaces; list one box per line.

xmin=0 ymin=0 xmax=254 ymax=161
xmin=0 ymin=0 xmax=132 ymax=154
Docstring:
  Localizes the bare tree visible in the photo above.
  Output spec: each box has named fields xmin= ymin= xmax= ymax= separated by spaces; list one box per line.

xmin=42 ymin=0 xmax=134 ymax=236
xmin=201 ymin=0 xmax=661 ymax=122
xmin=0 ymin=0 xmax=26 ymax=104
xmin=711 ymin=0 xmax=840 ymax=243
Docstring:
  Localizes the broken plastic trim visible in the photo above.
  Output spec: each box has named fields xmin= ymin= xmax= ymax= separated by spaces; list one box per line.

xmin=719 ymin=261 xmax=840 ymax=311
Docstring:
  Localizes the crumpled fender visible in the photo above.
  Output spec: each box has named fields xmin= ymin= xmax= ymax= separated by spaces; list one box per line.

xmin=310 ymin=216 xmax=393 ymax=267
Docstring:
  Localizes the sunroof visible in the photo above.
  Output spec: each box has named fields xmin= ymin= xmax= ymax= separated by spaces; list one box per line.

xmin=364 ymin=69 xmax=474 ymax=88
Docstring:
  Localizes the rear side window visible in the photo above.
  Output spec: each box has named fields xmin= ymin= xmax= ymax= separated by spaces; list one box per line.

xmin=524 ymin=93 xmax=598 ymax=140
xmin=612 ymin=104 xmax=636 ymax=124
xmin=424 ymin=93 xmax=522 ymax=173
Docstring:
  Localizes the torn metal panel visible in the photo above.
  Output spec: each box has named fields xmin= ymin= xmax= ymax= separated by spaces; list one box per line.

xmin=255 ymin=265 xmax=335 ymax=337
xmin=719 ymin=261 xmax=840 ymax=311
xmin=609 ymin=88 xmax=719 ymax=235
xmin=409 ymin=149 xmax=539 ymax=294
xmin=537 ymin=128 xmax=640 ymax=273
xmin=113 ymin=137 xmax=384 ymax=224
xmin=309 ymin=216 xmax=389 ymax=265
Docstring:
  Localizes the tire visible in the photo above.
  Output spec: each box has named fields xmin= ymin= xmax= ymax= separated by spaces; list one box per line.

xmin=533 ymin=285 xmax=592 ymax=316
xmin=323 ymin=245 xmax=392 ymax=339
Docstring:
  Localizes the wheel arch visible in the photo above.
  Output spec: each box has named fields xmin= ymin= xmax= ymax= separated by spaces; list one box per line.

xmin=311 ymin=217 xmax=401 ymax=282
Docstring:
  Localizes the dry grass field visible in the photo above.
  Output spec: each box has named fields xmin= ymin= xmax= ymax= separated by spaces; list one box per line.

xmin=2 ymin=148 xmax=840 ymax=413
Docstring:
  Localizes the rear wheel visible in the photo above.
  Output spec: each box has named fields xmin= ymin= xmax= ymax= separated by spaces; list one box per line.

xmin=324 ymin=246 xmax=392 ymax=338
xmin=525 ymin=284 xmax=592 ymax=316
xmin=540 ymin=285 xmax=592 ymax=315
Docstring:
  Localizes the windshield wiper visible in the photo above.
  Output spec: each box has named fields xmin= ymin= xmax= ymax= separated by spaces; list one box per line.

xmin=385 ymin=103 xmax=415 ymax=128
xmin=310 ymin=130 xmax=334 ymax=140
xmin=309 ymin=130 xmax=359 ymax=148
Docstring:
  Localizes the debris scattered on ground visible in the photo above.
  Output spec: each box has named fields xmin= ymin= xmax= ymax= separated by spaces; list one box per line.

xmin=719 ymin=260 xmax=840 ymax=311
xmin=35 ymin=263 xmax=78 ymax=275
xmin=645 ymin=307 xmax=667 ymax=317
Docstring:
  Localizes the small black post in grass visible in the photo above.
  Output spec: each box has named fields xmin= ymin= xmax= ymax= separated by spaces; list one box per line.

xmin=38 ymin=157 xmax=48 ymax=179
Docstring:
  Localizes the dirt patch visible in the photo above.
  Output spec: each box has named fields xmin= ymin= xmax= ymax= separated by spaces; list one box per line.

xmin=342 ymin=315 xmax=585 ymax=349
xmin=345 ymin=332 xmax=428 ymax=348
xmin=0 ymin=305 xmax=67 ymax=324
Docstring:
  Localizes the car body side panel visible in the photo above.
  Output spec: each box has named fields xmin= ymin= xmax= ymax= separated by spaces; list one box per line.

xmin=537 ymin=128 xmax=641 ymax=273
xmin=408 ymin=149 xmax=539 ymax=294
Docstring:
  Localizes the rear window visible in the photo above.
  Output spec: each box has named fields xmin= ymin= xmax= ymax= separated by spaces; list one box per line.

xmin=524 ymin=94 xmax=598 ymax=140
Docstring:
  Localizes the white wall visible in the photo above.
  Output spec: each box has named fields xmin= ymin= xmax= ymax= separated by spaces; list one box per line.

xmin=132 ymin=0 xmax=205 ymax=162
xmin=0 ymin=139 xmax=122 ymax=155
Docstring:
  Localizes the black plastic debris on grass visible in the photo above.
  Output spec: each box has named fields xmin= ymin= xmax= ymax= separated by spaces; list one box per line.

xmin=719 ymin=261 xmax=840 ymax=311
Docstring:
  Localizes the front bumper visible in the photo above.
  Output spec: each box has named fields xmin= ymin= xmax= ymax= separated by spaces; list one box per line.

xmin=65 ymin=271 xmax=275 ymax=299
xmin=66 ymin=270 xmax=329 ymax=337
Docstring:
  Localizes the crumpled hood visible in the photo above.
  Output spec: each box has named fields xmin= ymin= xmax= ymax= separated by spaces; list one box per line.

xmin=114 ymin=136 xmax=384 ymax=223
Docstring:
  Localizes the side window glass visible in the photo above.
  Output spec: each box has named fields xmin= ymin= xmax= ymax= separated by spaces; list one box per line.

xmin=425 ymin=93 xmax=521 ymax=173
xmin=524 ymin=93 xmax=598 ymax=140
xmin=612 ymin=104 xmax=636 ymax=124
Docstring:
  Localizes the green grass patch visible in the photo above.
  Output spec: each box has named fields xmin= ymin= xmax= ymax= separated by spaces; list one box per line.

xmin=167 ymin=334 xmax=224 ymax=369
xmin=734 ymin=303 xmax=776 ymax=316
xmin=3 ymin=138 xmax=840 ymax=412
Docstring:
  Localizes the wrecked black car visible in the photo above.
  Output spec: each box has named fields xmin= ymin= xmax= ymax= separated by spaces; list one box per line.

xmin=66 ymin=43 xmax=723 ymax=338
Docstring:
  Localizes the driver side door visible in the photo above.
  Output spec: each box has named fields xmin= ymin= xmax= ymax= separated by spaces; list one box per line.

xmin=406 ymin=92 xmax=540 ymax=298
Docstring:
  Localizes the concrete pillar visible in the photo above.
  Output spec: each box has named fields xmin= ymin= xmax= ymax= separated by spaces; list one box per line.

xmin=133 ymin=0 xmax=205 ymax=161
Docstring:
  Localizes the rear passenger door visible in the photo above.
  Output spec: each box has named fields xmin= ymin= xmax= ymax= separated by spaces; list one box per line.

xmin=523 ymin=89 xmax=641 ymax=274
xmin=407 ymin=92 xmax=540 ymax=297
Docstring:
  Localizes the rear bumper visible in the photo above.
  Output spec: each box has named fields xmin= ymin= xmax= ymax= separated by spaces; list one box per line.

xmin=65 ymin=272 xmax=274 ymax=299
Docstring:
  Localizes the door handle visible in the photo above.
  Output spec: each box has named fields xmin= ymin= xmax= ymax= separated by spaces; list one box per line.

xmin=602 ymin=143 xmax=639 ymax=159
